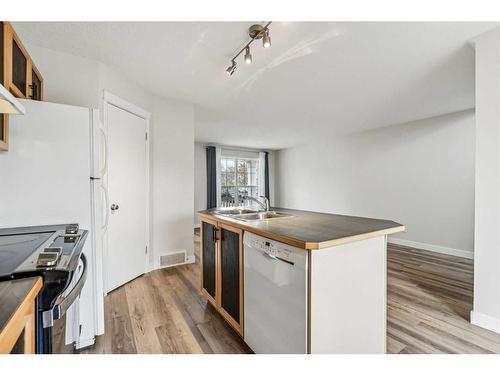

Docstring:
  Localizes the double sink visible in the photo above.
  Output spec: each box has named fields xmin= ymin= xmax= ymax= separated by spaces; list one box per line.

xmin=212 ymin=208 xmax=292 ymax=222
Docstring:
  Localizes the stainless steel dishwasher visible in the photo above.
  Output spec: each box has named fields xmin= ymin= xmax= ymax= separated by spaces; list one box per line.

xmin=243 ymin=232 xmax=308 ymax=354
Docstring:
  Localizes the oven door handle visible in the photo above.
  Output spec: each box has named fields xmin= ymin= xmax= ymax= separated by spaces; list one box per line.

xmin=42 ymin=253 xmax=88 ymax=328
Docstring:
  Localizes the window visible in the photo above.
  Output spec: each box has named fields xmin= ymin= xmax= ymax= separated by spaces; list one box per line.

xmin=221 ymin=157 xmax=260 ymax=207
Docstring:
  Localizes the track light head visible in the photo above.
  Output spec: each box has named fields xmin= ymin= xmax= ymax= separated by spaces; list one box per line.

xmin=225 ymin=22 xmax=272 ymax=75
xmin=226 ymin=61 xmax=236 ymax=76
xmin=263 ymin=29 xmax=271 ymax=48
xmin=244 ymin=47 xmax=252 ymax=64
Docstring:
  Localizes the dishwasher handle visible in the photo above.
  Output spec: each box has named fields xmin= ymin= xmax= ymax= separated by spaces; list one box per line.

xmin=262 ymin=250 xmax=294 ymax=266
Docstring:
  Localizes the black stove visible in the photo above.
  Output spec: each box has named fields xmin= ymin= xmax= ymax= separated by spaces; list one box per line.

xmin=0 ymin=224 xmax=88 ymax=354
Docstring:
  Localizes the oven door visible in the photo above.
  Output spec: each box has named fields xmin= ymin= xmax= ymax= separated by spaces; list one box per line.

xmin=42 ymin=253 xmax=88 ymax=329
xmin=37 ymin=253 xmax=87 ymax=353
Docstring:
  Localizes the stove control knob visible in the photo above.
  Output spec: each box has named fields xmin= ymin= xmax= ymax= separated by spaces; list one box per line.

xmin=65 ymin=224 xmax=79 ymax=235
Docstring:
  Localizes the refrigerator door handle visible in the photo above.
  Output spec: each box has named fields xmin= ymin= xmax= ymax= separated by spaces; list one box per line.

xmin=101 ymin=183 xmax=110 ymax=231
xmin=99 ymin=127 xmax=108 ymax=178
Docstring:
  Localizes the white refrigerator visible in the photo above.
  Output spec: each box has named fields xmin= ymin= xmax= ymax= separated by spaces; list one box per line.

xmin=0 ymin=99 xmax=106 ymax=349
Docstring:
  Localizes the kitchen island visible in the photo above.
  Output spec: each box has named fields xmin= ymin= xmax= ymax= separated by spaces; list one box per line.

xmin=0 ymin=277 xmax=42 ymax=353
xmin=199 ymin=207 xmax=404 ymax=249
xmin=198 ymin=207 xmax=404 ymax=354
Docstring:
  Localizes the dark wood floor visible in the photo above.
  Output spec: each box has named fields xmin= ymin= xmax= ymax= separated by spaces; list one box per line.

xmin=53 ymin=235 xmax=500 ymax=354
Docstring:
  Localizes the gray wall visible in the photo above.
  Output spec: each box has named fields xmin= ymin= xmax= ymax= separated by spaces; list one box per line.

xmin=275 ymin=110 xmax=475 ymax=257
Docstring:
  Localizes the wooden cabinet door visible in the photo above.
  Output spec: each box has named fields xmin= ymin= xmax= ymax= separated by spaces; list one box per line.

xmin=218 ymin=224 xmax=243 ymax=335
xmin=30 ymin=64 xmax=43 ymax=101
xmin=0 ymin=22 xmax=44 ymax=151
xmin=4 ymin=23 xmax=30 ymax=98
xmin=11 ymin=37 xmax=28 ymax=97
xmin=201 ymin=219 xmax=218 ymax=306
xmin=0 ymin=115 xmax=7 ymax=151
xmin=0 ymin=23 xmax=7 ymax=150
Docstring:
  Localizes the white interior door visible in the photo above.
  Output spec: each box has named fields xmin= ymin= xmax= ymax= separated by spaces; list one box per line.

xmin=105 ymin=101 xmax=148 ymax=292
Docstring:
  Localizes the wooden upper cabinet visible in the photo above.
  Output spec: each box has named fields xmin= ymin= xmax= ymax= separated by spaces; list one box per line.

xmin=0 ymin=114 xmax=6 ymax=150
xmin=0 ymin=21 xmax=5 ymax=150
xmin=10 ymin=35 xmax=28 ymax=97
xmin=30 ymin=64 xmax=43 ymax=101
xmin=1 ymin=21 xmax=44 ymax=151
xmin=4 ymin=22 xmax=30 ymax=99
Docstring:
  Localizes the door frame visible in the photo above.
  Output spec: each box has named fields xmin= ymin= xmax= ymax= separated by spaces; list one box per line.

xmin=102 ymin=90 xmax=151 ymax=293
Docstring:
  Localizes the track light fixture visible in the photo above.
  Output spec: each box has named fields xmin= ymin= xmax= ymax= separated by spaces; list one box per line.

xmin=225 ymin=21 xmax=272 ymax=76
xmin=263 ymin=29 xmax=271 ymax=48
xmin=226 ymin=60 xmax=236 ymax=76
xmin=244 ymin=47 xmax=252 ymax=64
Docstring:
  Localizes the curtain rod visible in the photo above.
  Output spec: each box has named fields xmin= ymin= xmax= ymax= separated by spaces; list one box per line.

xmin=204 ymin=144 xmax=270 ymax=153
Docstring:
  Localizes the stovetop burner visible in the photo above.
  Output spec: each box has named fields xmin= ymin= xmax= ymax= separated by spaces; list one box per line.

xmin=0 ymin=225 xmax=85 ymax=280
xmin=0 ymin=232 xmax=53 ymax=277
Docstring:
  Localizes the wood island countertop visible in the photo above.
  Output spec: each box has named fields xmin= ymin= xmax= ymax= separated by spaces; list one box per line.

xmin=198 ymin=207 xmax=405 ymax=250
xmin=0 ymin=277 xmax=42 ymax=353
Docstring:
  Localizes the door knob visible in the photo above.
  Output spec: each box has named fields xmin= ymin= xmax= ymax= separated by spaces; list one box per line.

xmin=110 ymin=204 xmax=119 ymax=211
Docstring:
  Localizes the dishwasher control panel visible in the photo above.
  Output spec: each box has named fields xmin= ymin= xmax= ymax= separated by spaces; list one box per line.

xmin=244 ymin=233 xmax=307 ymax=267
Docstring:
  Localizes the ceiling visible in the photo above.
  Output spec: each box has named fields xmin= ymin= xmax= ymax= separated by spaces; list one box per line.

xmin=13 ymin=22 xmax=499 ymax=149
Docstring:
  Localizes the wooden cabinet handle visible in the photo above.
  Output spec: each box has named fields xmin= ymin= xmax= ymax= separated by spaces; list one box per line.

xmin=212 ymin=226 xmax=218 ymax=242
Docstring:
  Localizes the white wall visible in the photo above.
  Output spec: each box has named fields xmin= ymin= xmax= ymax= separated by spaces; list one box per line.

xmin=152 ymin=98 xmax=194 ymax=260
xmin=276 ymin=110 xmax=475 ymax=257
xmin=471 ymin=27 xmax=500 ymax=334
xmin=23 ymin=43 xmax=196 ymax=264
xmin=26 ymin=43 xmax=99 ymax=108
xmin=98 ymin=63 xmax=154 ymax=115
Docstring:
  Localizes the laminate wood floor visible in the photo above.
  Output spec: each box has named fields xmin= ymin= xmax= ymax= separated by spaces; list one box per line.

xmin=53 ymin=233 xmax=251 ymax=354
xmin=387 ymin=244 xmax=500 ymax=354
xmin=53 ymin=235 xmax=500 ymax=354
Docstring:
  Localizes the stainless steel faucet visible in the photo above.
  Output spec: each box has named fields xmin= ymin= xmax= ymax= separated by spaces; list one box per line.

xmin=245 ymin=196 xmax=270 ymax=212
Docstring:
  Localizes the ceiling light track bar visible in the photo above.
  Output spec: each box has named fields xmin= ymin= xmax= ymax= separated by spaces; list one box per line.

xmin=226 ymin=21 xmax=272 ymax=76
xmin=231 ymin=21 xmax=272 ymax=63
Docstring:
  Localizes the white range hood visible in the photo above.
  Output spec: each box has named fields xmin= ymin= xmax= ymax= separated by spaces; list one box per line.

xmin=0 ymin=83 xmax=25 ymax=114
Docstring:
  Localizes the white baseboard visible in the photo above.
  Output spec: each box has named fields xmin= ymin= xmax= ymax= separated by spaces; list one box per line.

xmin=388 ymin=237 xmax=473 ymax=259
xmin=471 ymin=310 xmax=500 ymax=334
xmin=186 ymin=255 xmax=195 ymax=264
